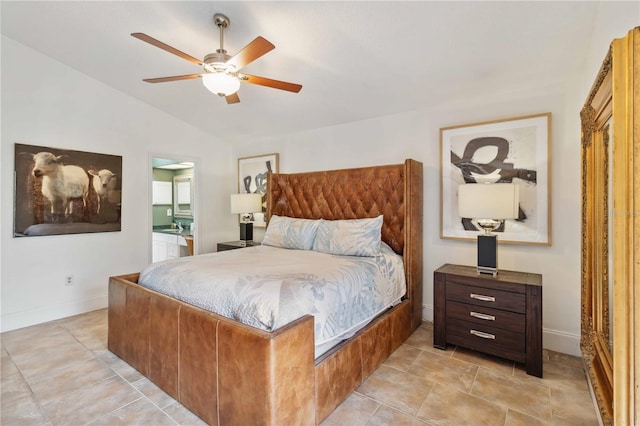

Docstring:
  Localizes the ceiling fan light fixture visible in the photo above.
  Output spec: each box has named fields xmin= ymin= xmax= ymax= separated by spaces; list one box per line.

xmin=202 ymin=72 xmax=240 ymax=96
xmin=133 ymin=12 xmax=302 ymax=104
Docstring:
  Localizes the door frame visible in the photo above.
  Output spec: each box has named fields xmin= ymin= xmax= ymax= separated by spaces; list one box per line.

xmin=149 ymin=153 xmax=200 ymax=263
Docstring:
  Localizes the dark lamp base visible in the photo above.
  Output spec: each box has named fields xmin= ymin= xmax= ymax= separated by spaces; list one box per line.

xmin=239 ymin=222 xmax=253 ymax=241
xmin=477 ymin=234 xmax=497 ymax=276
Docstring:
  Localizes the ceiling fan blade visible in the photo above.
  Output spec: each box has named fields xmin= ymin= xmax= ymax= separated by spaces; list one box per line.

xmin=225 ymin=93 xmax=240 ymax=104
xmin=241 ymin=74 xmax=302 ymax=93
xmin=226 ymin=37 xmax=275 ymax=70
xmin=131 ymin=33 xmax=203 ymax=66
xmin=142 ymin=74 xmax=202 ymax=83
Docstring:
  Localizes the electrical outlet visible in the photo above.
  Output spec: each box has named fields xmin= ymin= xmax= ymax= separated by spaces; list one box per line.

xmin=167 ymin=208 xmax=172 ymax=216
xmin=64 ymin=275 xmax=73 ymax=286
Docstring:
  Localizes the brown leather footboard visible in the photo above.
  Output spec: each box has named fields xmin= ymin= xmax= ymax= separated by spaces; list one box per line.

xmin=108 ymin=273 xmax=316 ymax=425
xmin=109 ymin=274 xmax=413 ymax=425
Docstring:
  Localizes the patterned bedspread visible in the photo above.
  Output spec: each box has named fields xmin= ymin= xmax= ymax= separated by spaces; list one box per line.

xmin=138 ymin=244 xmax=406 ymax=347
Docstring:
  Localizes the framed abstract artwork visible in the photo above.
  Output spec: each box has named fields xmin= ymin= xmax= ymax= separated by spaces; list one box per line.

xmin=440 ymin=113 xmax=551 ymax=245
xmin=14 ymin=143 xmax=122 ymax=237
xmin=237 ymin=153 xmax=279 ymax=228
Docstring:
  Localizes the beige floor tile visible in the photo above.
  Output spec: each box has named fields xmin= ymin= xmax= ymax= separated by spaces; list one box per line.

xmin=55 ymin=308 xmax=107 ymax=333
xmin=28 ymin=357 xmax=116 ymax=405
xmin=41 ymin=375 xmax=142 ymax=424
xmin=321 ymin=392 xmax=380 ymax=425
xmin=383 ymin=344 xmax=422 ymax=372
xmin=549 ymin=387 xmax=599 ymax=425
xmin=404 ymin=326 xmax=452 ymax=356
xmin=416 ymin=383 xmax=506 ymax=426
xmin=87 ymin=397 xmax=177 ymax=425
xmin=505 ymin=409 xmax=552 ymax=426
xmin=10 ymin=341 xmax=95 ymax=380
xmin=366 ymin=405 xmax=427 ymax=425
xmin=514 ymin=359 xmax=589 ymax=394
xmin=1 ymin=351 xmax=21 ymax=378
xmin=1 ymin=392 xmax=49 ymax=426
xmin=2 ymin=325 xmax=77 ymax=357
xmin=452 ymin=346 xmax=515 ymax=376
xmin=542 ymin=349 xmax=583 ymax=370
xmin=133 ymin=377 xmax=177 ymax=409
xmin=78 ymin=334 xmax=109 ymax=352
xmin=409 ymin=350 xmax=479 ymax=392
xmin=163 ymin=401 xmax=208 ymax=426
xmin=61 ymin=310 xmax=109 ymax=347
xmin=471 ymin=368 xmax=552 ymax=420
xmin=98 ymin=350 xmax=146 ymax=383
xmin=1 ymin=368 xmax=34 ymax=404
xmin=357 ymin=365 xmax=434 ymax=416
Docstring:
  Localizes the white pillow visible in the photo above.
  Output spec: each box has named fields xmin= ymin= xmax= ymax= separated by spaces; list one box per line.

xmin=262 ymin=215 xmax=320 ymax=250
xmin=312 ymin=215 xmax=383 ymax=257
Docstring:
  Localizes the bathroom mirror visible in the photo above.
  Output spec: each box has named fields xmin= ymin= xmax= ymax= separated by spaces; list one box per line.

xmin=174 ymin=174 xmax=193 ymax=218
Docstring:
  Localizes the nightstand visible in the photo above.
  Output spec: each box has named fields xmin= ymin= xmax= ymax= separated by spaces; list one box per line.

xmin=217 ymin=240 xmax=258 ymax=252
xmin=433 ymin=263 xmax=543 ymax=377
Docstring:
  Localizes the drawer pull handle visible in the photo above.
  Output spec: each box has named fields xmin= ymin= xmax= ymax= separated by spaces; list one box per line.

xmin=470 ymin=293 xmax=495 ymax=302
xmin=470 ymin=330 xmax=496 ymax=340
xmin=470 ymin=311 xmax=495 ymax=321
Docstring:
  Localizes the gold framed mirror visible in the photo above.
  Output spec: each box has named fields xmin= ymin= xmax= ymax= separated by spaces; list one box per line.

xmin=580 ymin=47 xmax=613 ymax=423
xmin=580 ymin=27 xmax=639 ymax=426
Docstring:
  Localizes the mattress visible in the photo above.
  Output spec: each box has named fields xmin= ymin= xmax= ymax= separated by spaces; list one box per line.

xmin=138 ymin=243 xmax=406 ymax=357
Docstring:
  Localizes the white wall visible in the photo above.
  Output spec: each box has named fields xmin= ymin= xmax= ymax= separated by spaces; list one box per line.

xmin=232 ymin=9 xmax=638 ymax=356
xmin=0 ymin=36 xmax=236 ymax=331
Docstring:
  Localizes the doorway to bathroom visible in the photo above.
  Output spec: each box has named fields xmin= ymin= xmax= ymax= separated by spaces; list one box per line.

xmin=150 ymin=156 xmax=197 ymax=263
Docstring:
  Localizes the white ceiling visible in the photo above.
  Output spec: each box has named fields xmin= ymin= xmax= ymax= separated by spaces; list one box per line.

xmin=2 ymin=1 xmax=601 ymax=143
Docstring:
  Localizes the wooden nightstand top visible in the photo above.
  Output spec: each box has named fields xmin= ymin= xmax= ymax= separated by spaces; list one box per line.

xmin=435 ymin=263 xmax=542 ymax=287
xmin=217 ymin=241 xmax=258 ymax=252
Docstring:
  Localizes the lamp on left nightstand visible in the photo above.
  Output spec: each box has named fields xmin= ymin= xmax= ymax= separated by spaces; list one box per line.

xmin=230 ymin=193 xmax=262 ymax=242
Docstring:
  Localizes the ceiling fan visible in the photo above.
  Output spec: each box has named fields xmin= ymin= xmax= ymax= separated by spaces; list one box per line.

xmin=132 ymin=13 xmax=302 ymax=104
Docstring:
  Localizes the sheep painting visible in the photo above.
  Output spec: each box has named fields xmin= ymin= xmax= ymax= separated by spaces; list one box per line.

xmin=14 ymin=143 xmax=122 ymax=237
xmin=88 ymin=169 xmax=117 ymax=214
xmin=31 ymin=152 xmax=90 ymax=222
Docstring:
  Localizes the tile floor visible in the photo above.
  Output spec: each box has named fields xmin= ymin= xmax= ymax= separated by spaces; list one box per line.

xmin=1 ymin=309 xmax=599 ymax=425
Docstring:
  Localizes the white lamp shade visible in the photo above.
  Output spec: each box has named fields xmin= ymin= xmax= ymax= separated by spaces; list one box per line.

xmin=458 ymin=183 xmax=519 ymax=219
xmin=230 ymin=193 xmax=262 ymax=214
xmin=202 ymin=72 xmax=241 ymax=96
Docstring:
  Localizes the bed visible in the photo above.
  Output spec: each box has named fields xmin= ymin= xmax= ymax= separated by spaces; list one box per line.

xmin=108 ymin=159 xmax=423 ymax=425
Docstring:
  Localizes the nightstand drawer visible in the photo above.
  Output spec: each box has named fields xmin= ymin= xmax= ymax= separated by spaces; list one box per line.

xmin=446 ymin=282 xmax=526 ymax=313
xmin=446 ymin=300 xmax=525 ymax=333
xmin=446 ymin=320 xmax=526 ymax=360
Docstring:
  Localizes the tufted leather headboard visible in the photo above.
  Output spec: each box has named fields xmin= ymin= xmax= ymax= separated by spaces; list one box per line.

xmin=266 ymin=159 xmax=421 ymax=255
xmin=267 ymin=158 xmax=424 ymax=329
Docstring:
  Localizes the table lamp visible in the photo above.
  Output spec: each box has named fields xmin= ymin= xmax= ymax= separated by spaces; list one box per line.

xmin=458 ymin=183 xmax=519 ymax=275
xmin=230 ymin=193 xmax=262 ymax=243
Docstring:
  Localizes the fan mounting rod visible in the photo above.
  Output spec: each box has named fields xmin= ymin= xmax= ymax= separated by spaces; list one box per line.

xmin=214 ymin=13 xmax=230 ymax=54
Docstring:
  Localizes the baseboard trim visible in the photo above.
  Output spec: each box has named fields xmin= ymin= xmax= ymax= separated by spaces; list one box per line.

xmin=542 ymin=327 xmax=581 ymax=357
xmin=422 ymin=304 xmax=581 ymax=357
xmin=422 ymin=304 xmax=434 ymax=322
xmin=1 ymin=295 xmax=107 ymax=333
